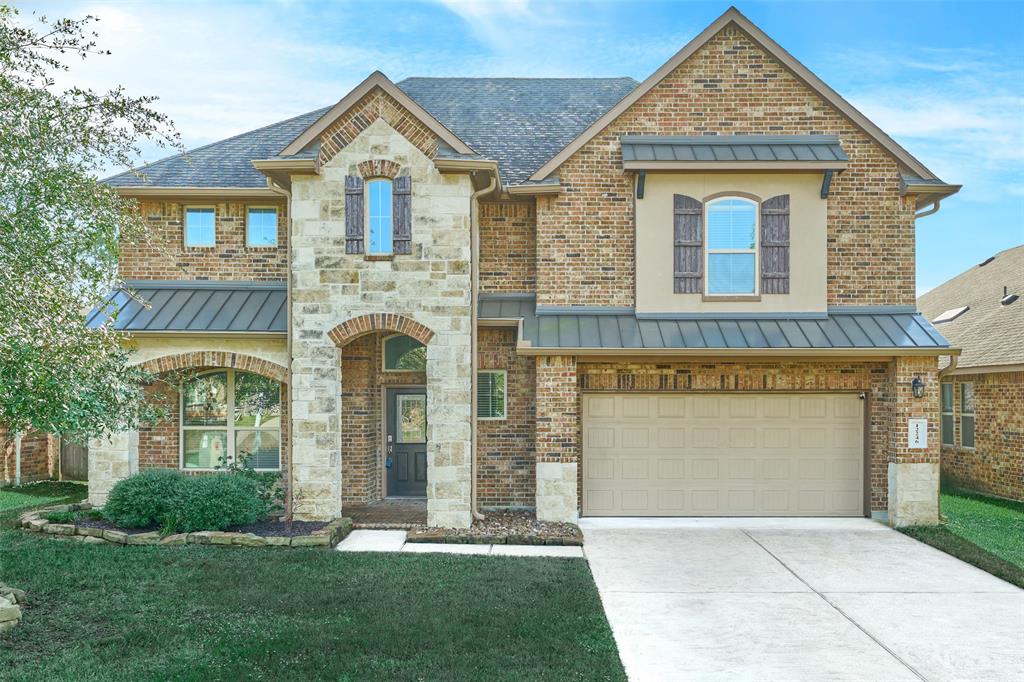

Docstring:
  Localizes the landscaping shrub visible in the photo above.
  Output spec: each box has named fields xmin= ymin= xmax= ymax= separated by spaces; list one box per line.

xmin=43 ymin=510 xmax=75 ymax=524
xmin=168 ymin=475 xmax=269 ymax=532
xmin=103 ymin=469 xmax=185 ymax=528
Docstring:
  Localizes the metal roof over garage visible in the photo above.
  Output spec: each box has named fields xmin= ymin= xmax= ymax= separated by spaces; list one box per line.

xmin=87 ymin=281 xmax=287 ymax=333
xmin=478 ymin=295 xmax=951 ymax=352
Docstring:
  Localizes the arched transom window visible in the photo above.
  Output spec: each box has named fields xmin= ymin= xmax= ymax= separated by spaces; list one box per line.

xmin=706 ymin=197 xmax=758 ymax=295
xmin=382 ymin=334 xmax=427 ymax=372
xmin=181 ymin=369 xmax=281 ymax=471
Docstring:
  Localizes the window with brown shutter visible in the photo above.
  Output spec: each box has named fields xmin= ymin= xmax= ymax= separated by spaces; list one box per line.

xmin=392 ymin=175 xmax=412 ymax=255
xmin=760 ymin=194 xmax=790 ymax=294
xmin=673 ymin=194 xmax=703 ymax=293
xmin=344 ymin=175 xmax=364 ymax=254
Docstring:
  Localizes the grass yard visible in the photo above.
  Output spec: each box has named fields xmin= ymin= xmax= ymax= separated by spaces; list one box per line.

xmin=0 ymin=484 xmax=624 ymax=682
xmin=901 ymin=487 xmax=1024 ymax=588
xmin=0 ymin=481 xmax=88 ymax=513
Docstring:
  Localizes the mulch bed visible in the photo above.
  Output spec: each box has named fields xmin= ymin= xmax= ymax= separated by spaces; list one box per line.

xmin=226 ymin=520 xmax=328 ymax=537
xmin=407 ymin=511 xmax=583 ymax=545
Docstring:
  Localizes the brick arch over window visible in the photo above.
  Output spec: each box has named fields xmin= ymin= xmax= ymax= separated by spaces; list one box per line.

xmin=138 ymin=352 xmax=288 ymax=384
xmin=328 ymin=313 xmax=435 ymax=348
xmin=357 ymin=159 xmax=401 ymax=180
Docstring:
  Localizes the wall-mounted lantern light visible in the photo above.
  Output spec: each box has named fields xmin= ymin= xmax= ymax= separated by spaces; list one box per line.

xmin=911 ymin=377 xmax=926 ymax=399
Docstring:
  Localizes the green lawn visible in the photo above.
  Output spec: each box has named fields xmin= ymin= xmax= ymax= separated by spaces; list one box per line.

xmin=0 ymin=484 xmax=624 ymax=682
xmin=0 ymin=481 xmax=88 ymax=513
xmin=902 ymin=488 xmax=1024 ymax=588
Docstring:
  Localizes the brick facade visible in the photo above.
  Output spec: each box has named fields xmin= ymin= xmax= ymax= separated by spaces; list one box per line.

xmin=1 ymin=429 xmax=56 ymax=484
xmin=477 ymin=329 xmax=536 ymax=508
xmin=118 ymin=200 xmax=288 ymax=281
xmin=535 ymin=25 xmax=916 ymax=308
xmin=941 ymin=371 xmax=1023 ymax=501
xmin=318 ymin=88 xmax=437 ymax=165
xmin=479 ymin=200 xmax=537 ymax=293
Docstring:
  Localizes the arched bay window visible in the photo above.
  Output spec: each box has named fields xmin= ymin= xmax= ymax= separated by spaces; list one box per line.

xmin=181 ymin=370 xmax=281 ymax=471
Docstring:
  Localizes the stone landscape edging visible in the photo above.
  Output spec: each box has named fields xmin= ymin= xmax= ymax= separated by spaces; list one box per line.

xmin=406 ymin=527 xmax=584 ymax=546
xmin=19 ymin=503 xmax=353 ymax=548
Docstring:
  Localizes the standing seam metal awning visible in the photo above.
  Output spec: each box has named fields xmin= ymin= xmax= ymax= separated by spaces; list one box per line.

xmin=87 ymin=280 xmax=287 ymax=333
xmin=620 ymin=134 xmax=849 ymax=169
xmin=478 ymin=296 xmax=950 ymax=351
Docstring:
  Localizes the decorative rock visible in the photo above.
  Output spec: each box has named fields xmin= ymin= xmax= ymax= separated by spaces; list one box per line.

xmin=263 ymin=536 xmax=291 ymax=547
xmin=44 ymin=524 xmax=75 ymax=536
xmin=187 ymin=532 xmax=212 ymax=544
xmin=232 ymin=534 xmax=266 ymax=547
xmin=0 ymin=587 xmax=26 ymax=604
xmin=207 ymin=532 xmax=235 ymax=546
xmin=159 ymin=534 xmax=188 ymax=546
xmin=289 ymin=534 xmax=329 ymax=547
xmin=0 ymin=599 xmax=22 ymax=623
xmin=102 ymin=529 xmax=128 ymax=544
xmin=0 ymin=619 xmax=19 ymax=633
xmin=82 ymin=536 xmax=106 ymax=545
xmin=75 ymin=526 xmax=104 ymax=538
xmin=126 ymin=532 xmax=161 ymax=546
xmin=27 ymin=519 xmax=47 ymax=532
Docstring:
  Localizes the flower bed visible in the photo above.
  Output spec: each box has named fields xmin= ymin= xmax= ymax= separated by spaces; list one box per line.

xmin=406 ymin=511 xmax=583 ymax=546
xmin=19 ymin=503 xmax=352 ymax=548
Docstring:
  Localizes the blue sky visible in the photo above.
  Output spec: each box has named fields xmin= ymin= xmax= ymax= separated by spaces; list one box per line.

xmin=32 ymin=0 xmax=1023 ymax=294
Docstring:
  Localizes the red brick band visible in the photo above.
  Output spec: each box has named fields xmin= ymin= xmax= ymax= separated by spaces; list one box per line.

xmin=328 ymin=314 xmax=434 ymax=347
xmin=357 ymin=159 xmax=401 ymax=180
xmin=139 ymin=352 xmax=288 ymax=384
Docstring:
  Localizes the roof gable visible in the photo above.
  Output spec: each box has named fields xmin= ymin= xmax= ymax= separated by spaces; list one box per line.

xmin=530 ymin=6 xmax=941 ymax=182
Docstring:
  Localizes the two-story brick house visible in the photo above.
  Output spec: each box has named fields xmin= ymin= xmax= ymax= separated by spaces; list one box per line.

xmin=90 ymin=8 xmax=960 ymax=528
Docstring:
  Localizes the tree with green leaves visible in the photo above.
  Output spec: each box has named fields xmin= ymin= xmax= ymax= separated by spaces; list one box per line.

xmin=0 ymin=6 xmax=181 ymax=485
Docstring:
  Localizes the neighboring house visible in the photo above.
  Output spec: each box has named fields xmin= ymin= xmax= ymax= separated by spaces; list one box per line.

xmin=88 ymin=8 xmax=961 ymax=528
xmin=918 ymin=246 xmax=1023 ymax=501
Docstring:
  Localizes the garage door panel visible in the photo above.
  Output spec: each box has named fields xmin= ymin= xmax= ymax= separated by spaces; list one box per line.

xmin=583 ymin=393 xmax=864 ymax=517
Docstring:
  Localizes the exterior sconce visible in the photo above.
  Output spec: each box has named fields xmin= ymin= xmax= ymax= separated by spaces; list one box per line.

xmin=911 ymin=377 xmax=925 ymax=399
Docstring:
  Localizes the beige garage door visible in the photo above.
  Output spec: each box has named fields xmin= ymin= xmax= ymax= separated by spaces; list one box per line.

xmin=582 ymin=393 xmax=864 ymax=517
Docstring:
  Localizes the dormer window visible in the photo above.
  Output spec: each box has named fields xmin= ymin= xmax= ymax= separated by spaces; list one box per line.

xmin=706 ymin=197 xmax=757 ymax=295
xmin=367 ymin=179 xmax=393 ymax=255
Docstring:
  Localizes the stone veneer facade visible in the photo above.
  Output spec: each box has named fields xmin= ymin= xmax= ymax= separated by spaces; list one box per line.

xmin=941 ymin=371 xmax=1023 ymax=501
xmin=290 ymin=115 xmax=474 ymax=527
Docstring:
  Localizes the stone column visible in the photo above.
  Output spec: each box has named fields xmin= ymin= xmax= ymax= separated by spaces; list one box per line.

xmin=87 ymin=430 xmax=138 ymax=506
xmin=426 ymin=332 xmax=473 ymax=529
xmin=887 ymin=355 xmax=941 ymax=527
xmin=535 ymin=355 xmax=579 ymax=523
xmin=289 ymin=343 xmax=342 ymax=521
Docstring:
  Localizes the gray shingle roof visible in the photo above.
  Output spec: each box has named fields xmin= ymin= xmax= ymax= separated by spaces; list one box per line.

xmin=88 ymin=281 xmax=287 ymax=333
xmin=396 ymin=78 xmax=637 ymax=185
xmin=103 ymin=77 xmax=638 ymax=189
xmin=104 ymin=108 xmax=330 ymax=188
xmin=479 ymin=295 xmax=950 ymax=351
xmin=620 ymin=135 xmax=848 ymax=165
xmin=918 ymin=245 xmax=1024 ymax=370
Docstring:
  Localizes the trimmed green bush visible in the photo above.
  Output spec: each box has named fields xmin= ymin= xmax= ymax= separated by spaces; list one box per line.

xmin=103 ymin=469 xmax=185 ymax=528
xmin=169 ymin=475 xmax=269 ymax=532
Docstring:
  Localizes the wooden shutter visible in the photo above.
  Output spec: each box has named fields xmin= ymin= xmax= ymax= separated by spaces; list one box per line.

xmin=673 ymin=194 xmax=703 ymax=294
xmin=392 ymin=175 xmax=412 ymax=255
xmin=344 ymin=175 xmax=364 ymax=254
xmin=760 ymin=194 xmax=790 ymax=294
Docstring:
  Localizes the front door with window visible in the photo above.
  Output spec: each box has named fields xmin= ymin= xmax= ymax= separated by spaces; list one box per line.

xmin=385 ymin=387 xmax=428 ymax=497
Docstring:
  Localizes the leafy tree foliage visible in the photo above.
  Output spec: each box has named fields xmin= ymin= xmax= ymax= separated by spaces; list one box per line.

xmin=0 ymin=6 xmax=181 ymax=482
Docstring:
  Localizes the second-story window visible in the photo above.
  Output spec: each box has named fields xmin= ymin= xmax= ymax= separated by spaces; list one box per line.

xmin=184 ymin=207 xmax=215 ymax=247
xmin=367 ymin=179 xmax=393 ymax=255
xmin=247 ymin=207 xmax=278 ymax=247
xmin=706 ymin=197 xmax=757 ymax=295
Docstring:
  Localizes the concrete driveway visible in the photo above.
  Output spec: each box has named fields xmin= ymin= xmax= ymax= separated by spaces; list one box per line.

xmin=581 ymin=518 xmax=1023 ymax=682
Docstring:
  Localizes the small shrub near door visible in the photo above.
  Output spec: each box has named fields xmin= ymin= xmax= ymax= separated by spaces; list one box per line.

xmin=102 ymin=469 xmax=271 ymax=533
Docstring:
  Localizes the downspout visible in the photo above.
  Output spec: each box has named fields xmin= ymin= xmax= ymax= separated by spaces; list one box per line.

xmin=267 ymin=178 xmax=294 ymax=518
xmin=470 ymin=173 xmax=497 ymax=522
xmin=938 ymin=353 xmax=958 ymax=379
xmin=915 ymin=199 xmax=941 ymax=219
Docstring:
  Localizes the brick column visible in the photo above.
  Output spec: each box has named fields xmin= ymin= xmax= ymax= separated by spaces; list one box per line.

xmin=535 ymin=355 xmax=579 ymax=522
xmin=87 ymin=430 xmax=138 ymax=506
xmin=887 ymin=355 xmax=941 ymax=527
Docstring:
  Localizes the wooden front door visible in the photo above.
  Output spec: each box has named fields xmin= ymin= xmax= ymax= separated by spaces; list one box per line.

xmin=385 ymin=387 xmax=427 ymax=497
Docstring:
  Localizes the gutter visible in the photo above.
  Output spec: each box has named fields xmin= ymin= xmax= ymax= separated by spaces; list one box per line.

xmin=469 ymin=173 xmax=498 ymax=522
xmin=266 ymin=178 xmax=295 ymax=519
xmin=938 ymin=353 xmax=959 ymax=379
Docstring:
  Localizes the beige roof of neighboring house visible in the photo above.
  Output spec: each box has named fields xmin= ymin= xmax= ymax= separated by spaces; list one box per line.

xmin=918 ymin=245 xmax=1024 ymax=370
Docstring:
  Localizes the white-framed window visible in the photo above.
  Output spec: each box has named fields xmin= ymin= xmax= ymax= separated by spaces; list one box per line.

xmin=247 ymin=207 xmax=278 ymax=247
xmin=184 ymin=206 xmax=216 ymax=247
xmin=382 ymin=334 xmax=426 ymax=372
xmin=940 ymin=382 xmax=954 ymax=446
xmin=959 ymin=382 xmax=975 ymax=448
xmin=478 ymin=370 xmax=507 ymax=420
xmin=180 ymin=369 xmax=281 ymax=471
xmin=705 ymin=197 xmax=758 ymax=295
xmin=367 ymin=178 xmax=393 ymax=254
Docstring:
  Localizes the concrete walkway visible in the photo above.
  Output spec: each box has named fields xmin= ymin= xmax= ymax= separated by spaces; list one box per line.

xmin=582 ymin=517 xmax=1024 ymax=682
xmin=336 ymin=529 xmax=585 ymax=558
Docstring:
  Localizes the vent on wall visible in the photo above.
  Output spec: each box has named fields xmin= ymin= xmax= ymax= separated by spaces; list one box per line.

xmin=933 ymin=306 xmax=969 ymax=323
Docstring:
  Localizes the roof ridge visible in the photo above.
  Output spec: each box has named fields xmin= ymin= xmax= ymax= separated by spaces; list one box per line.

xmin=103 ymin=106 xmax=331 ymax=183
xmin=398 ymin=76 xmax=638 ymax=82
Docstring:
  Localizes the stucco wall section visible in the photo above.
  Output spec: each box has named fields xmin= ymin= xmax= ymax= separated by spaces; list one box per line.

xmin=290 ymin=116 xmax=473 ymax=526
xmin=118 ymin=200 xmax=288 ymax=281
xmin=127 ymin=336 xmax=288 ymax=370
xmin=941 ymin=371 xmax=1023 ymax=501
xmin=536 ymin=25 xmax=916 ymax=308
